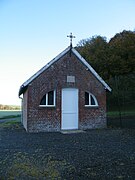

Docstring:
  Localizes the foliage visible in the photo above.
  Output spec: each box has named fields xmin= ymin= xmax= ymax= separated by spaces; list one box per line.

xmin=76 ymin=30 xmax=135 ymax=112
xmin=77 ymin=35 xmax=109 ymax=79
xmin=77 ymin=30 xmax=135 ymax=79
xmin=108 ymin=30 xmax=135 ymax=77
xmin=107 ymin=74 xmax=135 ymax=111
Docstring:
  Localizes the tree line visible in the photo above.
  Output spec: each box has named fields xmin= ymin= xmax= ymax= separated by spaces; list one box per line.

xmin=0 ymin=104 xmax=21 ymax=110
xmin=76 ymin=30 xmax=135 ymax=112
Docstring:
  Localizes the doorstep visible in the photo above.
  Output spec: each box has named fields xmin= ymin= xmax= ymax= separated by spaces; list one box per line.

xmin=61 ymin=129 xmax=85 ymax=134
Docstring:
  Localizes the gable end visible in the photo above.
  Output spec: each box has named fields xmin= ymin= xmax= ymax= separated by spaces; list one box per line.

xmin=19 ymin=46 xmax=111 ymax=96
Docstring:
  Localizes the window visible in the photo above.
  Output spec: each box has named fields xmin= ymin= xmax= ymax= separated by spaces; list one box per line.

xmin=85 ymin=92 xmax=98 ymax=107
xmin=40 ymin=90 xmax=55 ymax=107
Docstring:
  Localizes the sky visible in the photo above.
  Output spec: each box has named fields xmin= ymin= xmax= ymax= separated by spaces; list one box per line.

xmin=0 ymin=0 xmax=135 ymax=105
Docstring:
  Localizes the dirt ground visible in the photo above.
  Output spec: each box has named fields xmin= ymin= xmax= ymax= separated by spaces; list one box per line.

xmin=0 ymin=120 xmax=135 ymax=179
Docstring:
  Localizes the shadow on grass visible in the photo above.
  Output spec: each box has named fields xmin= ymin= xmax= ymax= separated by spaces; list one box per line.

xmin=107 ymin=116 xmax=135 ymax=128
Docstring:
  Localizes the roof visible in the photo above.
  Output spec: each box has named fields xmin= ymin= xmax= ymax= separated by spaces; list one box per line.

xmin=19 ymin=46 xmax=111 ymax=96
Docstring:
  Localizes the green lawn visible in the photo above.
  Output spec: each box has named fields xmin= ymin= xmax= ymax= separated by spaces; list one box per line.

xmin=107 ymin=110 xmax=135 ymax=118
xmin=0 ymin=110 xmax=21 ymax=119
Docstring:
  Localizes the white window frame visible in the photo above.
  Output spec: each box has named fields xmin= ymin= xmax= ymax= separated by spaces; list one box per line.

xmin=85 ymin=92 xmax=98 ymax=107
xmin=39 ymin=90 xmax=56 ymax=107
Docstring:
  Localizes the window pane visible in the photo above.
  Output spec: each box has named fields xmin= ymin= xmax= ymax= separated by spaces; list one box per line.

xmin=40 ymin=95 xmax=46 ymax=105
xmin=85 ymin=92 xmax=89 ymax=105
xmin=91 ymin=95 xmax=96 ymax=105
xmin=48 ymin=91 xmax=54 ymax=105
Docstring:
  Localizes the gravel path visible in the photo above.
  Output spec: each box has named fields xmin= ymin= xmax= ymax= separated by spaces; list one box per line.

xmin=0 ymin=123 xmax=135 ymax=179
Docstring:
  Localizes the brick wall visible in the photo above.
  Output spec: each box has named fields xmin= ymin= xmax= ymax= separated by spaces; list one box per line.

xmin=23 ymin=51 xmax=107 ymax=132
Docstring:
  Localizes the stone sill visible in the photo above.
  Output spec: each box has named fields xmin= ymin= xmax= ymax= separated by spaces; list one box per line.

xmin=85 ymin=105 xmax=99 ymax=108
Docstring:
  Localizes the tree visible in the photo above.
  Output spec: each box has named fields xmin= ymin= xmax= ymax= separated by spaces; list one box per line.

xmin=108 ymin=30 xmax=135 ymax=77
xmin=76 ymin=30 xmax=135 ymax=113
xmin=76 ymin=35 xmax=109 ymax=79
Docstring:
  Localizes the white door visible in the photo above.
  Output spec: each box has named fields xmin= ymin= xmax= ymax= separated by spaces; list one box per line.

xmin=62 ymin=88 xmax=78 ymax=130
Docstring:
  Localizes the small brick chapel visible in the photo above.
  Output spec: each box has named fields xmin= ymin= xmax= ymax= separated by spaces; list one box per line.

xmin=19 ymin=36 xmax=111 ymax=132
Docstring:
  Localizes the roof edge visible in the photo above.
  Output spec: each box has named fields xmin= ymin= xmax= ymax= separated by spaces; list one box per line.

xmin=72 ymin=48 xmax=112 ymax=92
xmin=19 ymin=46 xmax=71 ymax=96
xmin=19 ymin=46 xmax=111 ymax=96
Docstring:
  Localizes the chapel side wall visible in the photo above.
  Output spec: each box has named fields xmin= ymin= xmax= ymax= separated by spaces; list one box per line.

xmin=22 ymin=89 xmax=28 ymax=131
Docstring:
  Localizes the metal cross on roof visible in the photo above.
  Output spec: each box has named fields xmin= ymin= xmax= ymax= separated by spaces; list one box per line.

xmin=67 ymin=33 xmax=75 ymax=47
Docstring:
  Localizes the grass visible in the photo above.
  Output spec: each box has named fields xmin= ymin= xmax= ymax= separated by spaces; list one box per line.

xmin=1 ymin=152 xmax=75 ymax=179
xmin=0 ymin=110 xmax=21 ymax=119
xmin=107 ymin=109 xmax=135 ymax=128
xmin=0 ymin=117 xmax=21 ymax=128
xmin=0 ymin=110 xmax=21 ymax=128
xmin=107 ymin=109 xmax=135 ymax=118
